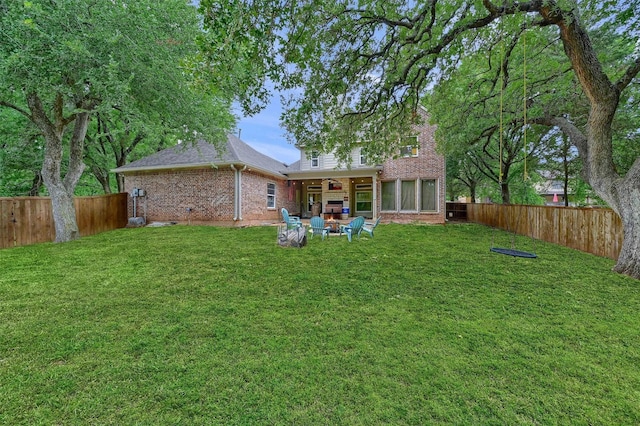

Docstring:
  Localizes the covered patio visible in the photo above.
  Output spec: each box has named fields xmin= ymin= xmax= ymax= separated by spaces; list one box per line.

xmin=287 ymin=172 xmax=379 ymax=220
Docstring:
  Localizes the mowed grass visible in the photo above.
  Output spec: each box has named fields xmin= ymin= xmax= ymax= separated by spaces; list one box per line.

xmin=0 ymin=223 xmax=638 ymax=424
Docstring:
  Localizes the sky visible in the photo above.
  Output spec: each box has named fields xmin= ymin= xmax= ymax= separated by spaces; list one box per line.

xmin=234 ymin=95 xmax=301 ymax=166
xmin=188 ymin=0 xmax=299 ymax=165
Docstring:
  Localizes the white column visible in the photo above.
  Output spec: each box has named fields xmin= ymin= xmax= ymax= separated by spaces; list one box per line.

xmin=372 ymin=172 xmax=378 ymax=219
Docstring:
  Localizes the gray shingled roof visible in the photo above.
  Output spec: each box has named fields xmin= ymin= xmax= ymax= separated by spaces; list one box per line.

xmin=112 ymin=134 xmax=291 ymax=177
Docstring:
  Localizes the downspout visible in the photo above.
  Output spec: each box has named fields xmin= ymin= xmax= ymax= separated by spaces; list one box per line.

xmin=230 ymin=164 xmax=238 ymax=221
xmin=237 ymin=165 xmax=246 ymax=221
xmin=229 ymin=164 xmax=247 ymax=221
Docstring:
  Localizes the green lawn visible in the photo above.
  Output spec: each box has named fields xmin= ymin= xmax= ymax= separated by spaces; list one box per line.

xmin=0 ymin=223 xmax=638 ymax=424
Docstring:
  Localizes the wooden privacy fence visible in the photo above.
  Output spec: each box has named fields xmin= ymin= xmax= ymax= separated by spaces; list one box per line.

xmin=0 ymin=193 xmax=128 ymax=249
xmin=466 ymin=203 xmax=623 ymax=260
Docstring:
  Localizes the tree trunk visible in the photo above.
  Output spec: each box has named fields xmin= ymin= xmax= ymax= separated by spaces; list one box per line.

xmin=116 ymin=173 xmax=125 ymax=193
xmin=608 ymin=158 xmax=640 ymax=277
xmin=115 ymin=150 xmax=128 ymax=193
xmin=28 ymin=171 xmax=43 ymax=196
xmin=91 ymin=164 xmax=112 ymax=194
xmin=614 ymin=188 xmax=640 ymax=277
xmin=46 ymin=181 xmax=80 ymax=242
xmin=500 ymin=181 xmax=510 ymax=204
xmin=562 ymin=142 xmax=570 ymax=207
xmin=27 ymin=92 xmax=89 ymax=243
xmin=542 ymin=6 xmax=640 ymax=278
xmin=469 ymin=182 xmax=477 ymax=203
xmin=41 ymin=132 xmax=81 ymax=242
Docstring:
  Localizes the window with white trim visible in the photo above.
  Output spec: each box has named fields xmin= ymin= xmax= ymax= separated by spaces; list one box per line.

xmin=267 ymin=183 xmax=276 ymax=208
xmin=311 ymin=151 xmax=319 ymax=168
xmin=359 ymin=148 xmax=367 ymax=165
xmin=420 ymin=179 xmax=437 ymax=211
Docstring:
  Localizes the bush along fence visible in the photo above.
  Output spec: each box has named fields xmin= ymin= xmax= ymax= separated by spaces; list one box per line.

xmin=0 ymin=193 xmax=128 ymax=249
xmin=465 ymin=203 xmax=623 ymax=260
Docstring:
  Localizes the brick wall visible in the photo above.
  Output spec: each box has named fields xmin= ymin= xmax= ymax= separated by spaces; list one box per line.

xmin=123 ymin=167 xmax=296 ymax=225
xmin=378 ymin=109 xmax=446 ymax=224
xmin=239 ymin=170 xmax=297 ymax=222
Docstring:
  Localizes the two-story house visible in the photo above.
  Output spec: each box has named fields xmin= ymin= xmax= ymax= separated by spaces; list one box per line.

xmin=286 ymin=111 xmax=445 ymax=224
xmin=113 ymin=108 xmax=445 ymax=225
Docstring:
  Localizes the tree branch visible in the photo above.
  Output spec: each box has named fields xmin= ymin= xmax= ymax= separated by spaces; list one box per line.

xmin=63 ymin=111 xmax=89 ymax=192
xmin=0 ymin=100 xmax=32 ymax=119
xmin=615 ymin=56 xmax=640 ymax=92
xmin=536 ymin=2 xmax=617 ymax=105
xmin=529 ymin=114 xmax=586 ymax=152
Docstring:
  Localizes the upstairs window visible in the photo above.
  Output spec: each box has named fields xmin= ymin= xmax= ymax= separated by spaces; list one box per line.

xmin=311 ymin=151 xmax=319 ymax=168
xmin=399 ymin=136 xmax=419 ymax=157
xmin=359 ymin=148 xmax=367 ymax=165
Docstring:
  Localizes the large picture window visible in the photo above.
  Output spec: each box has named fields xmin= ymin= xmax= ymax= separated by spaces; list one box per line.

xmin=401 ymin=180 xmax=416 ymax=210
xmin=381 ymin=181 xmax=396 ymax=211
xmin=267 ymin=183 xmax=276 ymax=208
xmin=421 ymin=179 xmax=437 ymax=211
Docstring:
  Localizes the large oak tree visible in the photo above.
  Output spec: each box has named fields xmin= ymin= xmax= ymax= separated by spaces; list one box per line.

xmin=0 ymin=0 xmax=234 ymax=241
xmin=200 ymin=0 xmax=640 ymax=278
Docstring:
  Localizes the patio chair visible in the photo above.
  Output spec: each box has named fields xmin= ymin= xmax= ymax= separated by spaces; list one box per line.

xmin=281 ymin=208 xmax=302 ymax=230
xmin=361 ymin=217 xmax=381 ymax=238
xmin=340 ymin=216 xmax=365 ymax=242
xmin=310 ymin=216 xmax=331 ymax=240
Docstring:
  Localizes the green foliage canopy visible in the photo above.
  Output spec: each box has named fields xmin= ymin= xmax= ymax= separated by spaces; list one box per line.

xmin=0 ymin=0 xmax=235 ymax=177
xmin=1 ymin=0 xmax=235 ymax=141
xmin=199 ymin=0 xmax=638 ymax=159
xmin=0 ymin=0 xmax=235 ymax=239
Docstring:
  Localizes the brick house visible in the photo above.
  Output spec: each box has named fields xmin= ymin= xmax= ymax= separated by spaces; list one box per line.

xmin=113 ymin=108 xmax=445 ymax=225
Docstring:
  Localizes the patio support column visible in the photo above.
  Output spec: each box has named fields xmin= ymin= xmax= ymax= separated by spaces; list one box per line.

xmin=372 ymin=172 xmax=378 ymax=219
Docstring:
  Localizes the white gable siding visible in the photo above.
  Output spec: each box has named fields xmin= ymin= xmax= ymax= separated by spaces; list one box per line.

xmin=299 ymin=154 xmax=313 ymax=170
xmin=352 ymin=148 xmax=364 ymax=166
xmin=323 ymin=153 xmax=340 ymax=169
xmin=299 ymin=152 xmax=342 ymax=171
xmin=298 ymin=149 xmax=380 ymax=171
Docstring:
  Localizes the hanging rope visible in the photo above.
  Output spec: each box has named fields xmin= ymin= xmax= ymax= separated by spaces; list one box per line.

xmin=499 ymin=29 xmax=504 ymax=185
xmin=490 ymin=11 xmax=537 ymax=259
xmin=522 ymin=14 xmax=529 ymax=182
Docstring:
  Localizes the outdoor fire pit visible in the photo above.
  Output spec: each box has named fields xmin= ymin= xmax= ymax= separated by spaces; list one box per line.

xmin=324 ymin=201 xmax=343 ymax=221
xmin=325 ymin=220 xmax=341 ymax=233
